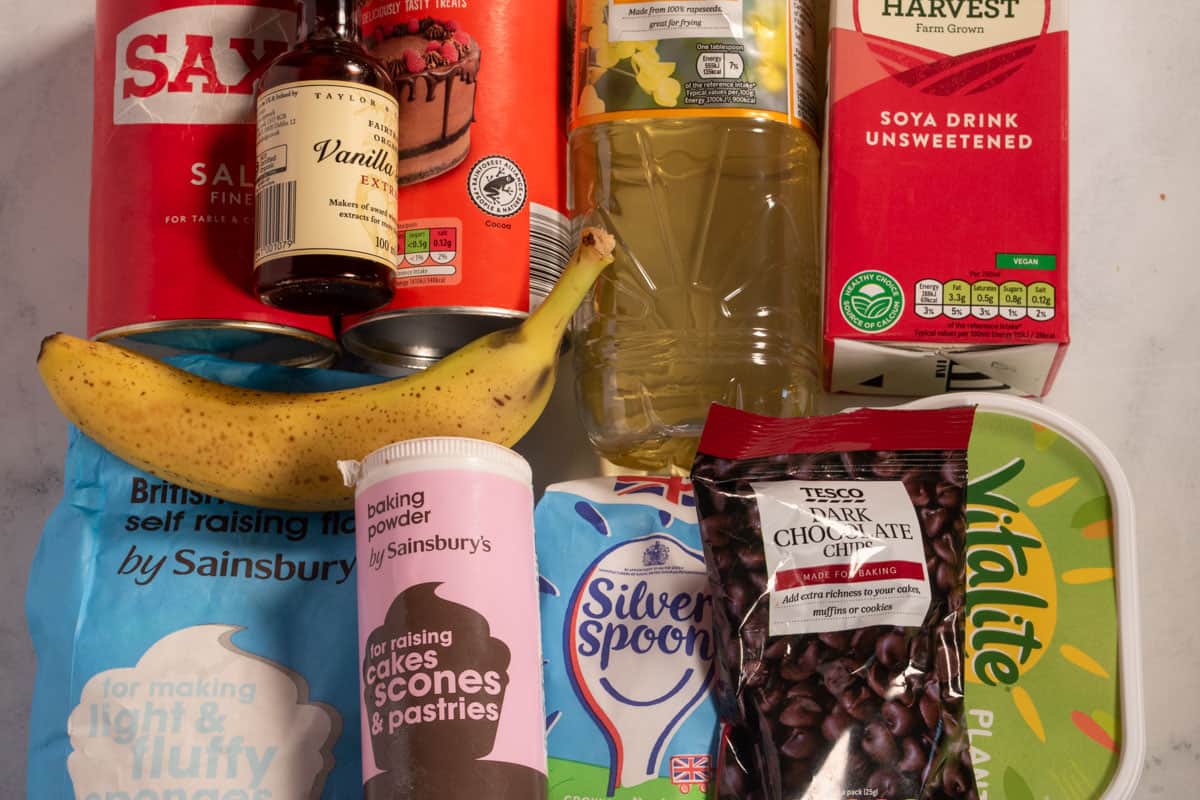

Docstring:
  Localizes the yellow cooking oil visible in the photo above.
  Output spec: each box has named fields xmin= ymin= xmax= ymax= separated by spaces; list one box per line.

xmin=569 ymin=0 xmax=824 ymax=472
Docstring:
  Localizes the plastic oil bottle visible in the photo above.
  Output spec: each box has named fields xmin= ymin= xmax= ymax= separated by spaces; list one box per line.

xmin=568 ymin=0 xmax=824 ymax=472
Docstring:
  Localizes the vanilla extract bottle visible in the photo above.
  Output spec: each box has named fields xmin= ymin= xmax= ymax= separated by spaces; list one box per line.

xmin=253 ymin=0 xmax=399 ymax=315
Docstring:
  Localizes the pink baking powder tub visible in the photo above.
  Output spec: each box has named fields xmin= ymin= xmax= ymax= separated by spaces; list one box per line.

xmin=339 ymin=438 xmax=547 ymax=800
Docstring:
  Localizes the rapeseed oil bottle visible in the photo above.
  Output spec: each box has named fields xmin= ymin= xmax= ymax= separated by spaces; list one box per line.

xmin=569 ymin=0 xmax=823 ymax=471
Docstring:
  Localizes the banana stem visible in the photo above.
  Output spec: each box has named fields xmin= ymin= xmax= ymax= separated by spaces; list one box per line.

xmin=519 ymin=227 xmax=616 ymax=346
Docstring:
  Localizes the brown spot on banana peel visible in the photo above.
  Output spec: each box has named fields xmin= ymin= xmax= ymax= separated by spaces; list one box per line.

xmin=530 ymin=367 xmax=553 ymax=399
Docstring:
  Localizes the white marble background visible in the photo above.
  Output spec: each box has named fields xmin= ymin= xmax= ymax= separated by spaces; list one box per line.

xmin=1 ymin=0 xmax=1197 ymax=796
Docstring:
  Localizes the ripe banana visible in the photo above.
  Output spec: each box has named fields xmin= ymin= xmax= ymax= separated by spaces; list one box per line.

xmin=39 ymin=228 xmax=615 ymax=511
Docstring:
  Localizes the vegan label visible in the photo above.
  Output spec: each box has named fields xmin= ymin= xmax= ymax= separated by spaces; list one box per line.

xmin=997 ymin=253 xmax=1058 ymax=270
xmin=751 ymin=480 xmax=931 ymax=635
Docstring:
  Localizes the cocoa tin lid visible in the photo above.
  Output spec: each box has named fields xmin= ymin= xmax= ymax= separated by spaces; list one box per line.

xmin=902 ymin=394 xmax=1145 ymax=800
xmin=340 ymin=307 xmax=527 ymax=371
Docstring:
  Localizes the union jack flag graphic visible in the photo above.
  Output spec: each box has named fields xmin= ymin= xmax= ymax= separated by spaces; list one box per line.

xmin=613 ymin=475 xmax=696 ymax=507
xmin=669 ymin=754 xmax=710 ymax=793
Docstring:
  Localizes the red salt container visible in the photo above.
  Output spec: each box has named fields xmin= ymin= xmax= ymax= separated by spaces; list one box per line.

xmin=89 ymin=0 xmax=338 ymax=366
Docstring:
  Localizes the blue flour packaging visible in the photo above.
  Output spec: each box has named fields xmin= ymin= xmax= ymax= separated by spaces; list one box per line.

xmin=536 ymin=477 xmax=720 ymax=799
xmin=27 ymin=356 xmax=382 ymax=799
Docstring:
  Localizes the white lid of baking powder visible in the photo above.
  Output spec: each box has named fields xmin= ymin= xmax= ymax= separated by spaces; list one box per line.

xmin=338 ymin=437 xmax=532 ymax=493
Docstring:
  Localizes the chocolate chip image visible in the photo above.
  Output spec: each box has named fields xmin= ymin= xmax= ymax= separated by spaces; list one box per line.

xmin=779 ymin=696 xmax=824 ymax=728
xmin=899 ymin=735 xmax=928 ymax=772
xmin=881 ymin=700 xmax=918 ymax=737
xmin=861 ymin=719 xmax=899 ymax=764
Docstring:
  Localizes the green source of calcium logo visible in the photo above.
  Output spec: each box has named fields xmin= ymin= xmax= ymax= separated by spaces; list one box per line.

xmin=840 ymin=270 xmax=905 ymax=333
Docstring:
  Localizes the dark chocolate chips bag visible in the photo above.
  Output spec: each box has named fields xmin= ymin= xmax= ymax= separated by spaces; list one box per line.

xmin=690 ymin=404 xmax=978 ymax=800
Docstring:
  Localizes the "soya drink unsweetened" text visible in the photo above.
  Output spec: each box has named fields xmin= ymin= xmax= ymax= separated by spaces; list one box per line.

xmin=824 ymin=0 xmax=1069 ymax=397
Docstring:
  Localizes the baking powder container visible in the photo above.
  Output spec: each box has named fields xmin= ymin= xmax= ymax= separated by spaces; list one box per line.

xmin=339 ymin=437 xmax=548 ymax=799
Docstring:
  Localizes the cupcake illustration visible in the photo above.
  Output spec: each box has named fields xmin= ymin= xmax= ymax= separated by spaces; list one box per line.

xmin=362 ymin=582 xmax=546 ymax=799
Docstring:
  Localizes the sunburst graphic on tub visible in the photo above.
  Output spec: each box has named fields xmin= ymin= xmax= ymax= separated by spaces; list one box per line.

xmin=964 ymin=420 xmax=1119 ymax=752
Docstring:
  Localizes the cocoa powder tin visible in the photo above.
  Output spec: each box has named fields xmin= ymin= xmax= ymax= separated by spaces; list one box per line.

xmin=340 ymin=0 xmax=571 ymax=369
xmin=89 ymin=0 xmax=338 ymax=366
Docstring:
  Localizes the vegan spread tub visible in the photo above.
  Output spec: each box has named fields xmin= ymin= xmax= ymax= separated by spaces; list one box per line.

xmin=904 ymin=393 xmax=1145 ymax=799
xmin=339 ymin=438 xmax=548 ymax=799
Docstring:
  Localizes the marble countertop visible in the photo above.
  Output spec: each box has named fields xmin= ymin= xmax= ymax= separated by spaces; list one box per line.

xmin=2 ymin=0 xmax=1197 ymax=795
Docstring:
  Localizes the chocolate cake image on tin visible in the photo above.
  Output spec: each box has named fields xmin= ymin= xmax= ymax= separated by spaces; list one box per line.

xmin=370 ymin=18 xmax=480 ymax=185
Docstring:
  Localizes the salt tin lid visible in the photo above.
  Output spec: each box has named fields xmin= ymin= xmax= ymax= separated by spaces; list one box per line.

xmin=339 ymin=436 xmax=532 ymax=491
xmin=901 ymin=394 xmax=1144 ymax=800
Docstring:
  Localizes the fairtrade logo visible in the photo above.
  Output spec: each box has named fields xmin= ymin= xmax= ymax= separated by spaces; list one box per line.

xmin=840 ymin=270 xmax=905 ymax=333
xmin=566 ymin=534 xmax=713 ymax=794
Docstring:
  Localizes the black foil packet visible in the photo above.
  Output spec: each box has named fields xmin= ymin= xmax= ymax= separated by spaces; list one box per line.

xmin=692 ymin=405 xmax=978 ymax=800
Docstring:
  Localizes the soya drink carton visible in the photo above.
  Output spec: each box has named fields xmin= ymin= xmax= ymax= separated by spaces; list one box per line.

xmin=824 ymin=0 xmax=1069 ymax=396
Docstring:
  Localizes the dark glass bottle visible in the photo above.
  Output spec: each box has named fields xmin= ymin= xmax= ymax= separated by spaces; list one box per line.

xmin=253 ymin=0 xmax=398 ymax=316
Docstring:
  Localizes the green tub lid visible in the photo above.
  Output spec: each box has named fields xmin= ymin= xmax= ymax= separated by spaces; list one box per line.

xmin=904 ymin=394 xmax=1144 ymax=800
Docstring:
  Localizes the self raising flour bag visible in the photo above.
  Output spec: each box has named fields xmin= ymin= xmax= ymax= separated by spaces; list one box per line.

xmin=27 ymin=357 xmax=381 ymax=798
xmin=536 ymin=478 xmax=720 ymax=799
